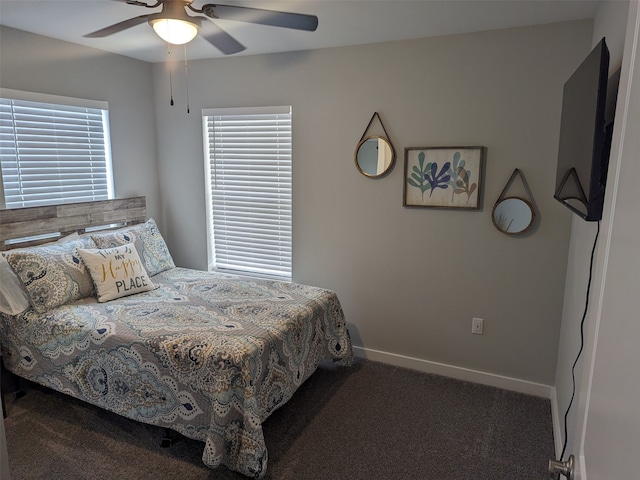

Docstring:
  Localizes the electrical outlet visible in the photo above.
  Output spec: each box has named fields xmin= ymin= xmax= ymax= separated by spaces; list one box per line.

xmin=472 ymin=317 xmax=484 ymax=335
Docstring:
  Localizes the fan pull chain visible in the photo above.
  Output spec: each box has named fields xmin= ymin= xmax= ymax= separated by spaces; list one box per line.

xmin=184 ymin=44 xmax=190 ymax=114
xmin=168 ymin=43 xmax=174 ymax=106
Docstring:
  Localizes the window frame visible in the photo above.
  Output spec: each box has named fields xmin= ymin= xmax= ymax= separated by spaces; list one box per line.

xmin=0 ymin=88 xmax=114 ymax=209
xmin=202 ymin=105 xmax=292 ymax=281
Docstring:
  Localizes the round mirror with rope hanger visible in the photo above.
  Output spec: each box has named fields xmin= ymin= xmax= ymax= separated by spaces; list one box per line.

xmin=354 ymin=112 xmax=396 ymax=178
xmin=492 ymin=168 xmax=536 ymax=235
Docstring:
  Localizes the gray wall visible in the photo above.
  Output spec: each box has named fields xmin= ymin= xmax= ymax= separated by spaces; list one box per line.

xmin=153 ymin=21 xmax=592 ymax=385
xmin=0 ymin=26 xmax=161 ymax=223
xmin=0 ymin=19 xmax=595 ymax=387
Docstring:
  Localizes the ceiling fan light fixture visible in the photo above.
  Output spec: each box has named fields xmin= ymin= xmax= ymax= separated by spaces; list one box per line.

xmin=151 ymin=18 xmax=199 ymax=45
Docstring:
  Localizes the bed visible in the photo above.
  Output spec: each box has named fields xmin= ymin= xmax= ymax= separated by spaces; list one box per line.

xmin=0 ymin=197 xmax=353 ymax=478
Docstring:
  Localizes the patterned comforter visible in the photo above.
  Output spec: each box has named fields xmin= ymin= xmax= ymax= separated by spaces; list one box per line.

xmin=0 ymin=267 xmax=353 ymax=478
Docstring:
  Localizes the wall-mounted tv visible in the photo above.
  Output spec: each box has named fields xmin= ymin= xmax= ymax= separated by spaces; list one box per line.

xmin=554 ymin=38 xmax=618 ymax=222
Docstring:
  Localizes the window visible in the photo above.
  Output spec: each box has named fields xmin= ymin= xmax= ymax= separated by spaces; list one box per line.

xmin=203 ymin=106 xmax=292 ymax=280
xmin=0 ymin=89 xmax=114 ymax=209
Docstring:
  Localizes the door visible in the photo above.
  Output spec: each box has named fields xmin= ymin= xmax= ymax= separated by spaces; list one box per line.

xmin=574 ymin=2 xmax=640 ymax=478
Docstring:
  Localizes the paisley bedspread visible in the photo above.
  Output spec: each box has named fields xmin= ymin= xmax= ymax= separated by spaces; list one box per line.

xmin=0 ymin=267 xmax=353 ymax=478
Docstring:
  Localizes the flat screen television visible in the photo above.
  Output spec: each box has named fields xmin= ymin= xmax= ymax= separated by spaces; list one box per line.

xmin=554 ymin=38 xmax=617 ymax=221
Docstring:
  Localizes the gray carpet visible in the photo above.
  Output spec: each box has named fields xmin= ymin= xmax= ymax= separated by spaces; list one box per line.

xmin=3 ymin=359 xmax=554 ymax=479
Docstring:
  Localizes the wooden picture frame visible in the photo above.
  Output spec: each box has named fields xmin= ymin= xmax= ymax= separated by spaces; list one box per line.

xmin=403 ymin=146 xmax=485 ymax=209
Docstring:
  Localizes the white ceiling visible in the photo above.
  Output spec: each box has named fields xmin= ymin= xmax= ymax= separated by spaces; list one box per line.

xmin=0 ymin=0 xmax=602 ymax=63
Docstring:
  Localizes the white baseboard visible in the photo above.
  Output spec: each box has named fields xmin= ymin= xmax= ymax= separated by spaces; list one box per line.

xmin=353 ymin=346 xmax=552 ymax=398
xmin=550 ymin=386 xmax=563 ymax=459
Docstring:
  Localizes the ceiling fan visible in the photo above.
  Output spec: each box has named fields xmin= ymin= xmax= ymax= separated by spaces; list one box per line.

xmin=84 ymin=0 xmax=319 ymax=55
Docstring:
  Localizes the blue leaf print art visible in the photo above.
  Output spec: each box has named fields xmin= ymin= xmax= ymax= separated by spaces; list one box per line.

xmin=406 ymin=152 xmax=431 ymax=201
xmin=447 ymin=152 xmax=466 ymax=201
xmin=405 ymin=147 xmax=483 ymax=208
xmin=424 ymin=161 xmax=451 ymax=197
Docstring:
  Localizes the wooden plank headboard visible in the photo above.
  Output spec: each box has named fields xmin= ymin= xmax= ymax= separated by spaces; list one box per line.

xmin=0 ymin=196 xmax=146 ymax=251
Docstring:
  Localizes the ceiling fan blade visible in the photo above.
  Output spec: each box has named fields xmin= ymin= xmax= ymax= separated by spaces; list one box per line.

xmin=202 ymin=4 xmax=318 ymax=32
xmin=201 ymin=21 xmax=246 ymax=55
xmin=84 ymin=15 xmax=150 ymax=38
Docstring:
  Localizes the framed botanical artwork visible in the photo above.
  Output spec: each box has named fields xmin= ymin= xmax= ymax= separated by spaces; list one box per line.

xmin=403 ymin=146 xmax=485 ymax=209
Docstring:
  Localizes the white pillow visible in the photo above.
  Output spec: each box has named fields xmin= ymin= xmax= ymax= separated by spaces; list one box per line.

xmin=78 ymin=243 xmax=157 ymax=302
xmin=0 ymin=255 xmax=31 ymax=315
xmin=0 ymin=232 xmax=82 ymax=315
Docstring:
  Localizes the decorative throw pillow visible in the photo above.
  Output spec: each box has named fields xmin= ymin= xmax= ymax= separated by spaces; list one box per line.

xmin=78 ymin=243 xmax=157 ymax=302
xmin=4 ymin=237 xmax=97 ymax=313
xmin=91 ymin=218 xmax=175 ymax=276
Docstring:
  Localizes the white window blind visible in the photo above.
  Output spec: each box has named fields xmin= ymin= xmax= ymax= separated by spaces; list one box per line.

xmin=203 ymin=106 xmax=292 ymax=280
xmin=0 ymin=90 xmax=113 ymax=209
